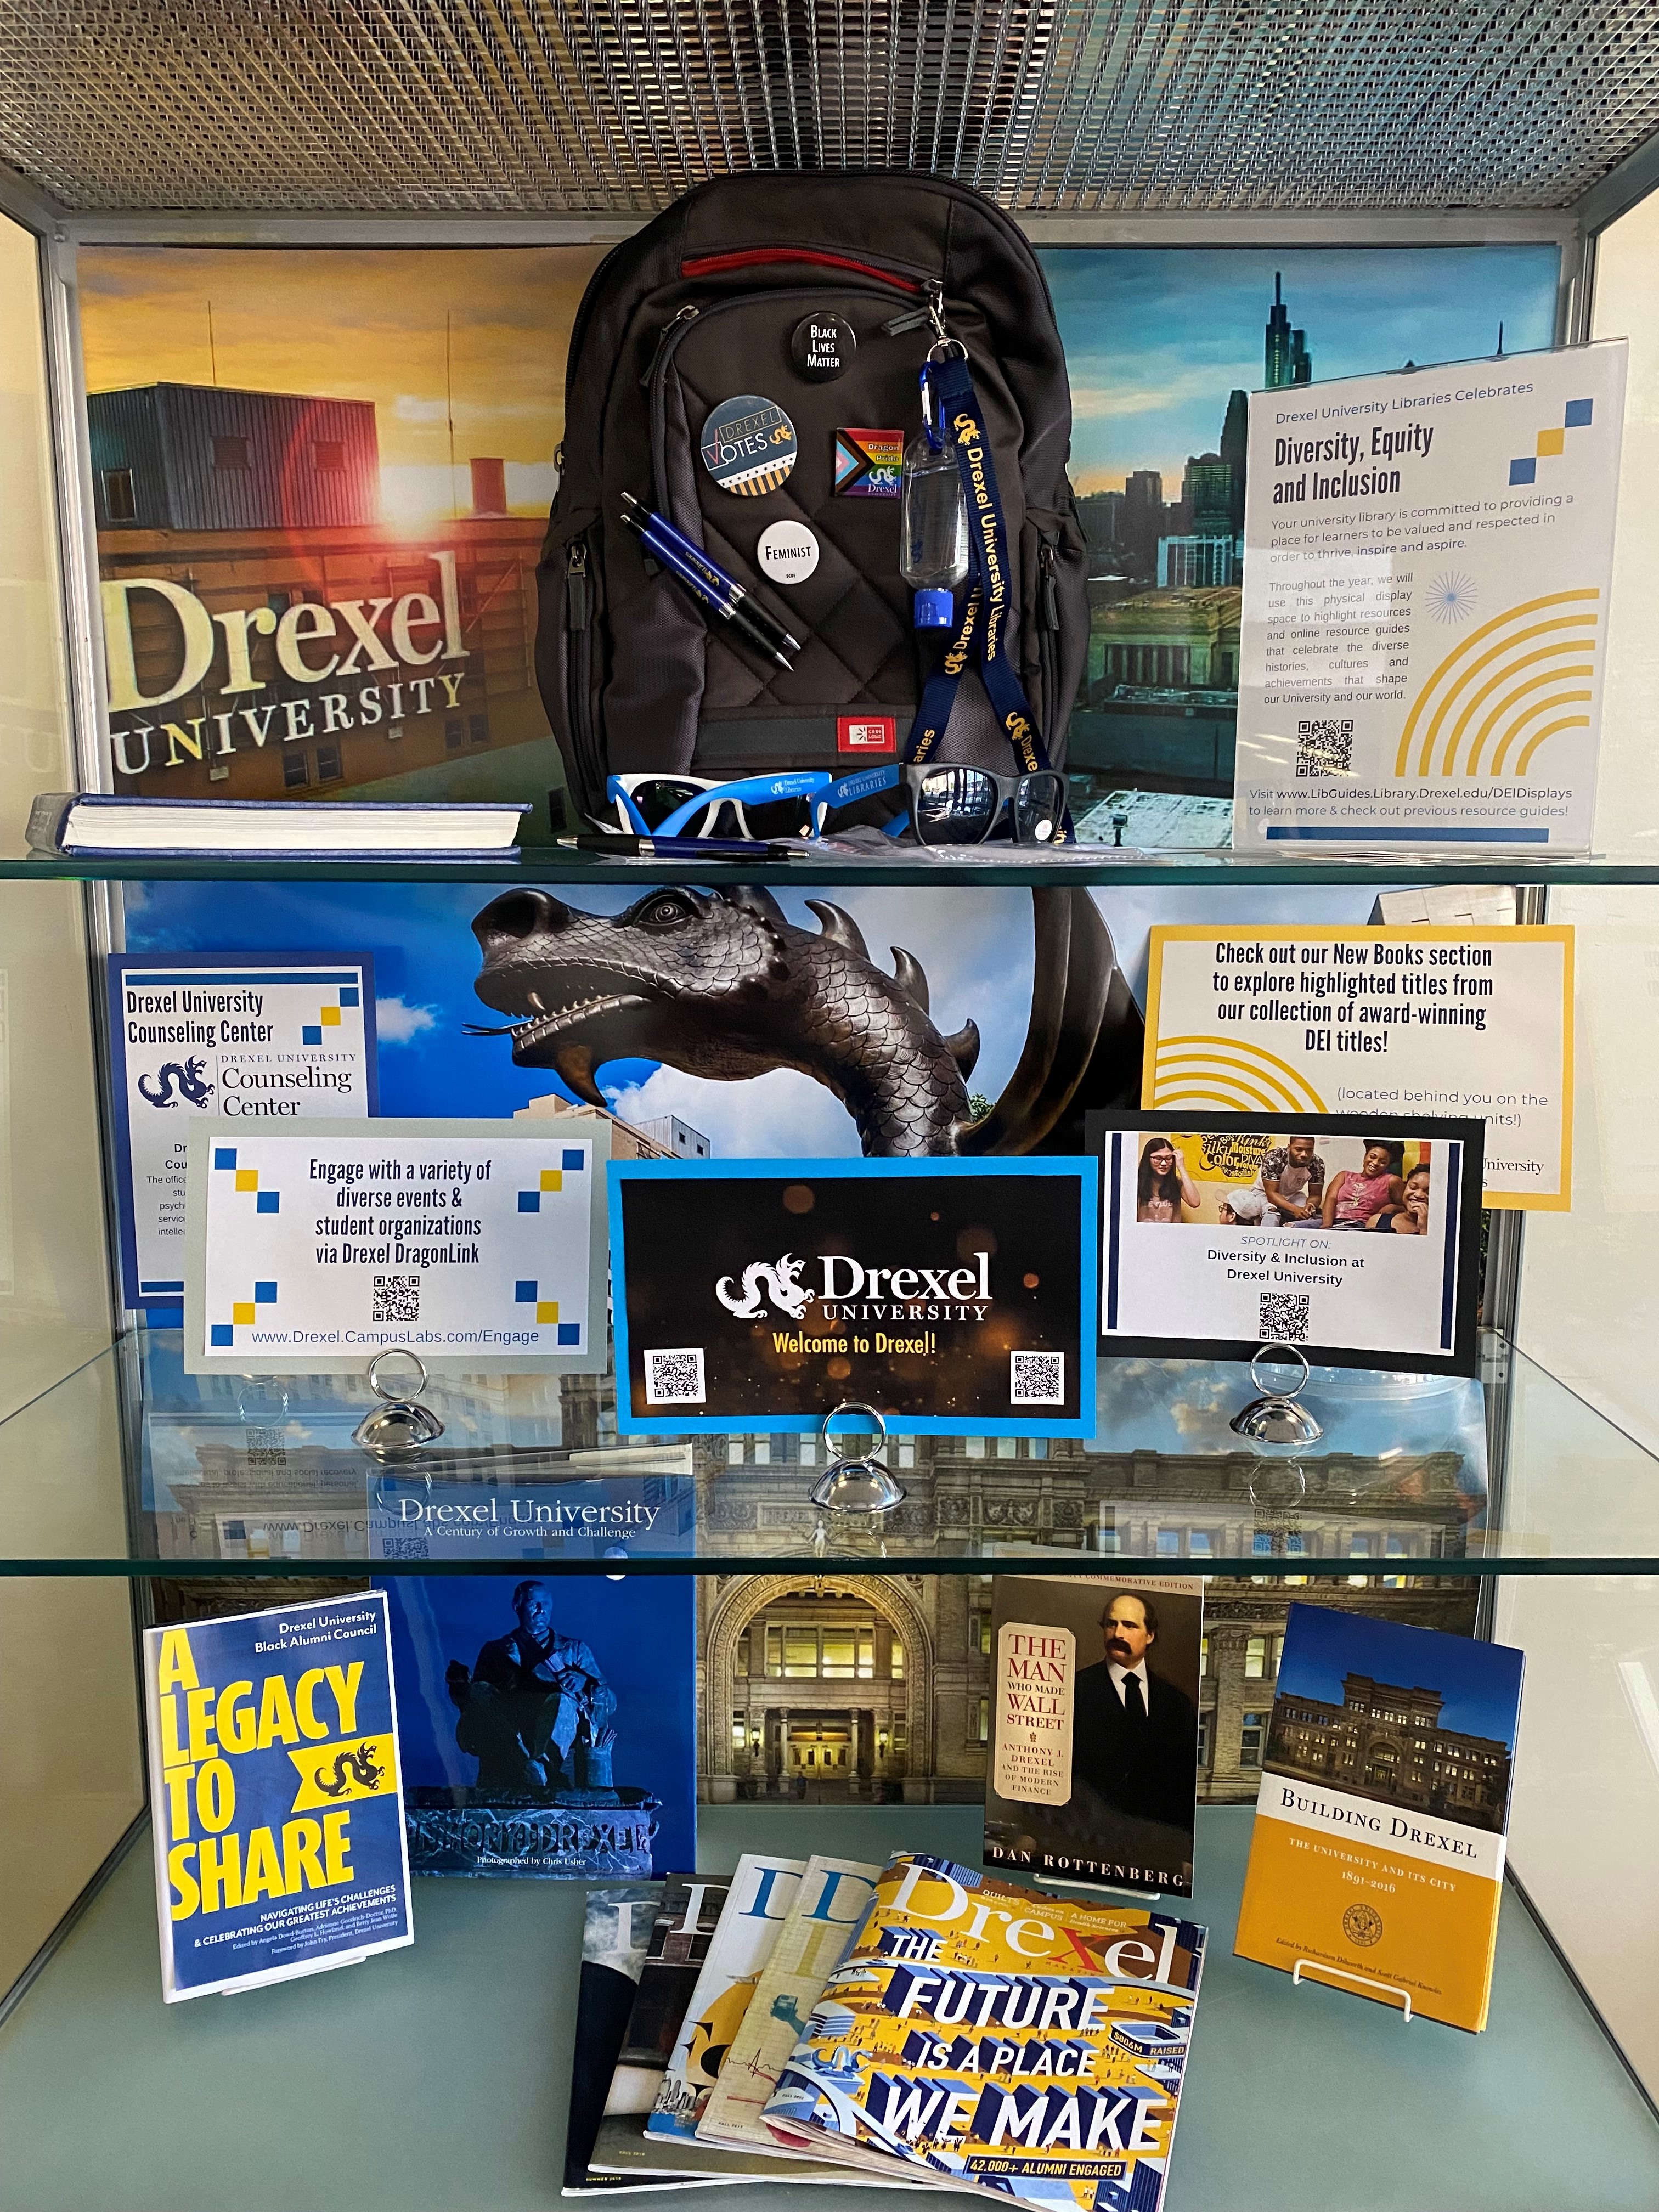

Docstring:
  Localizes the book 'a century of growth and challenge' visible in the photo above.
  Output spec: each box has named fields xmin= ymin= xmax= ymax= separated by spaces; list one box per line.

xmin=761 ymin=1853 xmax=1206 ymax=2212
xmin=142 ymin=1591 xmax=412 ymax=2001
xmin=1233 ymin=1602 xmax=1523 ymax=2032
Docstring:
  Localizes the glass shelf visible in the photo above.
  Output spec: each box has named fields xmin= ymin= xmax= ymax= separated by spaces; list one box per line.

xmin=7 ymin=847 xmax=1659 ymax=887
xmin=7 ymin=1327 xmax=1657 ymax=1577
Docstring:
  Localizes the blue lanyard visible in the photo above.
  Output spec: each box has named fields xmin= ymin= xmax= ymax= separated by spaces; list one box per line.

xmin=902 ymin=352 xmax=1072 ymax=839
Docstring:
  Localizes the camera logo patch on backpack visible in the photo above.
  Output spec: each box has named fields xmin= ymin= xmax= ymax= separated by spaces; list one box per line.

xmin=701 ymin=395 xmax=798 ymax=496
xmin=834 ymin=427 xmax=903 ymax=499
xmin=837 ymin=715 xmax=897 ymax=754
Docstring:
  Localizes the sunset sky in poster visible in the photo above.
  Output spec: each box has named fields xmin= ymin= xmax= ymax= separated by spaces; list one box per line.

xmin=77 ymin=244 xmax=606 ymax=524
xmin=77 ymin=239 xmax=1565 ymax=518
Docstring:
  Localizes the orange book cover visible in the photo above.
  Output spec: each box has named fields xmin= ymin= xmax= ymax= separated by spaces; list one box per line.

xmin=1233 ymin=1604 xmax=1523 ymax=2032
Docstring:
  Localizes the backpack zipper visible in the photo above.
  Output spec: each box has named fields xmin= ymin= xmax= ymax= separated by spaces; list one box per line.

xmin=1039 ymin=541 xmax=1060 ymax=632
xmin=883 ymin=281 xmax=950 ymax=341
xmin=564 ymin=537 xmax=603 ymax=812
xmin=680 ymin=247 xmax=923 ymax=294
xmin=640 ymin=302 xmax=700 ymax=390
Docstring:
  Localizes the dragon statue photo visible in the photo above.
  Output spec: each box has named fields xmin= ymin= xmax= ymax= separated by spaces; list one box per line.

xmin=469 ymin=884 xmax=1143 ymax=1155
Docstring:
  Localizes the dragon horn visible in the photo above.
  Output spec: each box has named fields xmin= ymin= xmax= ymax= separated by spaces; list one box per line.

xmin=889 ymin=945 xmax=929 ymax=1013
xmin=941 ymin=1018 xmax=981 ymax=1080
xmin=960 ymin=889 xmax=1141 ymax=1154
xmin=805 ymin=900 xmax=870 ymax=962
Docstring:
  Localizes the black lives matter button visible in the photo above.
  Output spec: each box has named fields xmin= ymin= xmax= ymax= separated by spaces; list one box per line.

xmin=791 ymin=312 xmax=856 ymax=382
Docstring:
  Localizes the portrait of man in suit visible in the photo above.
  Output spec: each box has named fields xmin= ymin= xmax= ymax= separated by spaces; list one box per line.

xmin=984 ymin=1576 xmax=1201 ymax=1896
xmin=1069 ymin=1591 xmax=1199 ymax=1837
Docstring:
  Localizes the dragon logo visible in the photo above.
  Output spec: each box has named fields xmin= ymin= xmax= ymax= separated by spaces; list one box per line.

xmin=716 ymin=1254 xmax=814 ymax=1321
xmin=313 ymin=1742 xmax=386 ymax=1798
xmin=138 ymin=1056 xmax=214 ymax=1109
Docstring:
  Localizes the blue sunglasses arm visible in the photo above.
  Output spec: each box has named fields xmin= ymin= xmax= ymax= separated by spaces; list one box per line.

xmin=606 ymin=777 xmax=656 ymax=836
xmin=811 ymin=762 xmax=904 ymax=834
xmin=657 ymin=770 xmax=832 ymax=840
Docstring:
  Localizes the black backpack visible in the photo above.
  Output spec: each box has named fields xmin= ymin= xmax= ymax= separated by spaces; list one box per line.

xmin=539 ymin=170 xmax=1088 ymax=825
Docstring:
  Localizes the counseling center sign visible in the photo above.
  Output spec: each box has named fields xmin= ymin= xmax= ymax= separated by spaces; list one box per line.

xmin=1234 ymin=341 xmax=1626 ymax=853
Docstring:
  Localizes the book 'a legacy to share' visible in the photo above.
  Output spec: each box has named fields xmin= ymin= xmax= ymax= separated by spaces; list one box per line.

xmin=1233 ymin=1602 xmax=1524 ymax=2031
xmin=985 ymin=1576 xmax=1203 ymax=1899
xmin=763 ymin=1853 xmax=1206 ymax=2212
xmin=142 ymin=1591 xmax=413 ymax=2001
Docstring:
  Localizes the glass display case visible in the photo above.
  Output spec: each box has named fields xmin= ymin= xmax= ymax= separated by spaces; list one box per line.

xmin=6 ymin=26 xmax=1659 ymax=2208
xmin=2 ymin=849 xmax=1659 ymax=2212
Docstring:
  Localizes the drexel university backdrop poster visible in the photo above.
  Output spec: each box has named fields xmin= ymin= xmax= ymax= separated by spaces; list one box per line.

xmin=80 ymin=243 xmax=1560 ymax=837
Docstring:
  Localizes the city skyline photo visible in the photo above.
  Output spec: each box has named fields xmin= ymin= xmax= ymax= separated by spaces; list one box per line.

xmin=1042 ymin=244 xmax=1564 ymax=497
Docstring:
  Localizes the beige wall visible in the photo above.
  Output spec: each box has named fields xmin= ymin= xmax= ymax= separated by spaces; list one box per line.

xmin=1499 ymin=193 xmax=1659 ymax=2106
xmin=0 ymin=213 xmax=111 ymax=1418
xmin=0 ymin=214 xmax=136 ymax=2004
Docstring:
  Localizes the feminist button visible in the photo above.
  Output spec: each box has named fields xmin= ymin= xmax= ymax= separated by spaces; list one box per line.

xmin=700 ymin=394 xmax=798 ymax=496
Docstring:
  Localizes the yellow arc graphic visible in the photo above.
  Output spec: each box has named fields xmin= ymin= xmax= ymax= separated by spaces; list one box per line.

xmin=1463 ymin=663 xmax=1593 ymax=778
xmin=1150 ymin=1035 xmax=1328 ymax=1115
xmin=1410 ymin=614 xmax=1598 ymax=778
xmin=1393 ymin=590 xmax=1600 ymax=778
xmin=1440 ymin=650 xmax=1593 ymax=778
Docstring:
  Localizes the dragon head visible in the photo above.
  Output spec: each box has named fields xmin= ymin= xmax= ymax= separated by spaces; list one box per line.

xmin=471 ymin=883 xmax=1138 ymax=1155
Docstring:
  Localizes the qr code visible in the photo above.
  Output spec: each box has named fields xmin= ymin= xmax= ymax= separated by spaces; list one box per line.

xmin=372 ymin=1274 xmax=421 ymax=1324
xmin=645 ymin=1347 xmax=706 ymax=1405
xmin=1009 ymin=1351 xmax=1065 ymax=1405
xmin=379 ymin=1535 xmax=430 ymax=1559
xmin=1296 ymin=718 xmax=1353 ymax=776
xmin=1260 ymin=1293 xmax=1311 ymax=1343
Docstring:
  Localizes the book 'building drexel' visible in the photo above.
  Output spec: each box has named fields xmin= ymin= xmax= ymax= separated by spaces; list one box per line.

xmin=1265 ymin=1669 xmax=1511 ymax=1832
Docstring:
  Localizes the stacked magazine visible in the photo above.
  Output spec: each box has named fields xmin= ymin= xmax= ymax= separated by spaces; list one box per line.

xmin=565 ymin=1851 xmax=1206 ymax=2212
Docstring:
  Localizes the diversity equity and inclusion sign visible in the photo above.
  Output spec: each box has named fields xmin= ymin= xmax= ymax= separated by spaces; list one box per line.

xmin=1234 ymin=340 xmax=1627 ymax=853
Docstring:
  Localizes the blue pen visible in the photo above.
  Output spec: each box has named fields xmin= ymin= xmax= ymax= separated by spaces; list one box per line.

xmin=621 ymin=492 xmax=802 ymax=655
xmin=618 ymin=503 xmax=792 ymax=668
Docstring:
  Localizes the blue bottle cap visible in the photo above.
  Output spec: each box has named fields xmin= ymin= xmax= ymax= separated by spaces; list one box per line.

xmin=913 ymin=588 xmax=955 ymax=628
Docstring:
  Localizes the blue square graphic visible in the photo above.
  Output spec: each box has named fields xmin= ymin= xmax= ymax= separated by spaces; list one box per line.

xmin=256 ymin=1190 xmax=280 ymax=1214
xmin=562 ymin=1149 xmax=586 ymax=1171
xmin=518 ymin=1191 xmax=539 ymax=1212
xmin=515 ymin=1280 xmax=537 ymax=1303
xmin=557 ymin=1323 xmax=582 ymax=1346
xmin=1564 ymin=398 xmax=1593 ymax=428
xmin=1509 ymin=457 xmax=1537 ymax=485
xmin=302 ymin=1024 xmax=323 ymax=1045
xmin=210 ymin=1324 xmax=234 ymax=1347
xmin=213 ymin=1147 xmax=236 ymax=1170
xmin=338 ymin=987 xmax=359 ymax=1007
xmin=254 ymin=1281 xmax=277 ymax=1303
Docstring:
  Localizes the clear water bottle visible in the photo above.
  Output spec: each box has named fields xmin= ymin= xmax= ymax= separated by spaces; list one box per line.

xmin=901 ymin=428 xmax=969 ymax=627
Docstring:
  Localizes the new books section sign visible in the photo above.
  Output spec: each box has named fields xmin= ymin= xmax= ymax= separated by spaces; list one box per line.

xmin=1234 ymin=341 xmax=1626 ymax=852
xmin=1143 ymin=925 xmax=1573 ymax=1211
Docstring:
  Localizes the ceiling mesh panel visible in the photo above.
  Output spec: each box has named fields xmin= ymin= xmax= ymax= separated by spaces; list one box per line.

xmin=3 ymin=0 xmax=1657 ymax=213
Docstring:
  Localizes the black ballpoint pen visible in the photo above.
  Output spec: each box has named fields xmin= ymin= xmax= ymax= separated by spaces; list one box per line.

xmin=621 ymin=491 xmax=803 ymax=656
xmin=618 ymin=503 xmax=793 ymax=669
